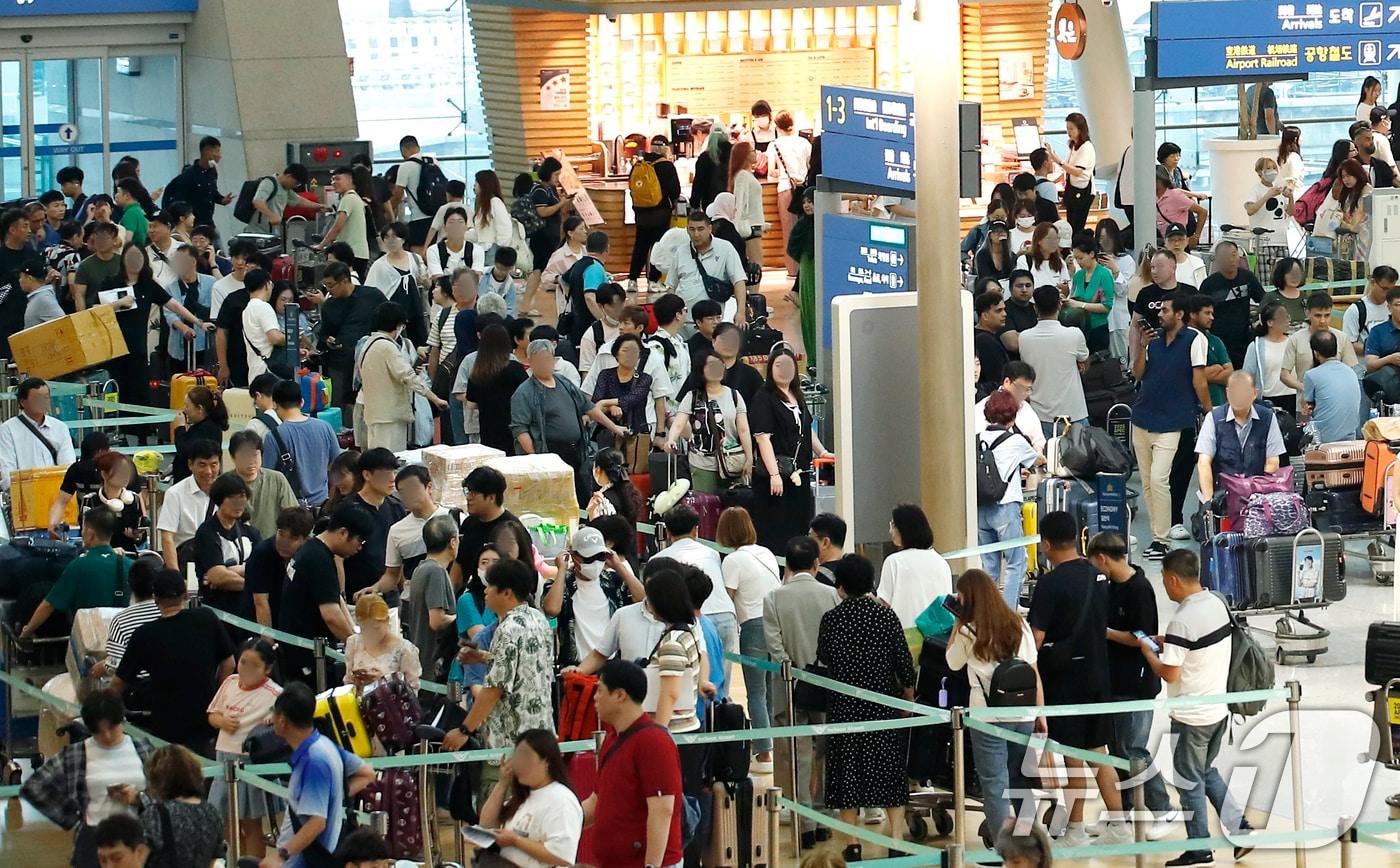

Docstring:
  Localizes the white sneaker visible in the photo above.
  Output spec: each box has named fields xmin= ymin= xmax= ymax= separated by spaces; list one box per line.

xmin=1168 ymin=524 xmax=1192 ymax=540
xmin=861 ymin=807 xmax=886 ymax=825
xmin=1058 ymin=827 xmax=1092 ymax=848
xmin=626 ymin=279 xmax=638 ymax=293
xmin=1147 ymin=811 xmax=1182 ymax=841
xmin=1095 ymin=822 xmax=1134 ymax=845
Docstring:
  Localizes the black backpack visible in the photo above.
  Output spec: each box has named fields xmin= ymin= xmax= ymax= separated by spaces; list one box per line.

xmin=982 ymin=656 xmax=1038 ymax=707
xmin=409 ymin=156 xmax=449 ymax=216
xmin=975 ymin=429 xmax=1015 ymax=506
xmin=161 ymin=166 xmax=192 ymax=211
xmin=233 ymin=175 xmax=274 ymax=224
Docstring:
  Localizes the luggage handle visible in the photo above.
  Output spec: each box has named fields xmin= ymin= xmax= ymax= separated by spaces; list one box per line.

xmin=185 ymin=333 xmax=198 ymax=375
xmin=1053 ymin=415 xmax=1073 ymax=437
xmin=1289 ymin=526 xmax=1327 ymax=606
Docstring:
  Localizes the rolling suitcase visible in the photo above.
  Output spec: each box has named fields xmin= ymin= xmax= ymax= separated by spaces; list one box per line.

xmin=684 ymin=491 xmax=722 ymax=540
xmin=1365 ymin=622 xmax=1400 ymax=685
xmin=314 ymin=685 xmax=373 ymax=757
xmin=706 ymin=778 xmax=770 ymax=868
xmin=1036 ymin=477 xmax=1100 ymax=541
xmin=1249 ymin=531 xmax=1345 ymax=608
xmin=706 ymin=699 xmax=751 ymax=784
xmin=358 ymin=768 xmax=423 ymax=859
xmin=1201 ymin=531 xmax=1256 ymax=609
xmin=1362 ymin=440 xmax=1397 ymax=514
xmin=1304 ymin=440 xmax=1366 ymax=488
xmin=299 ymin=368 xmax=329 ymax=414
xmin=359 ymin=674 xmax=421 ymax=753
xmin=1305 ymin=485 xmax=1377 ymax=533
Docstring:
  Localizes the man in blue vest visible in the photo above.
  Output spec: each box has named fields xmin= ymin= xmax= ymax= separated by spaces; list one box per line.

xmin=1132 ymin=295 xmax=1213 ymax=560
xmin=1194 ymin=370 xmax=1286 ymax=506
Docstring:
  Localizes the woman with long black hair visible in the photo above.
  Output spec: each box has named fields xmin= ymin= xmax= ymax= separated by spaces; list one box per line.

xmin=465 ymin=322 xmax=529 ymax=453
xmin=100 ymin=242 xmax=208 ymax=408
xmin=470 ymin=169 xmax=514 ymax=268
xmin=475 ymin=729 xmax=582 ymax=867
xmin=748 ymin=344 xmax=832 ymax=554
xmin=587 ymin=447 xmax=645 ymax=526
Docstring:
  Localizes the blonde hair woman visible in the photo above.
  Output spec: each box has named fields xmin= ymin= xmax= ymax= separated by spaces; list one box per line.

xmin=344 ymin=594 xmax=422 ymax=690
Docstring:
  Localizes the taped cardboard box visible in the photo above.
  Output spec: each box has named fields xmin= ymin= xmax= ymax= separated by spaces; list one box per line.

xmin=421 ymin=444 xmax=506 ymax=507
xmin=10 ymin=305 xmax=128 ymax=380
xmin=10 ymin=465 xmax=76 ymax=531
xmin=486 ymin=453 xmax=577 ymax=530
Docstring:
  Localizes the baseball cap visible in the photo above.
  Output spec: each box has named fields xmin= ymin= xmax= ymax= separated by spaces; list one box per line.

xmin=570 ymin=526 xmax=609 ymax=559
xmin=19 ymin=259 xmax=48 ymax=280
xmin=1164 ymin=222 xmax=1188 ymax=237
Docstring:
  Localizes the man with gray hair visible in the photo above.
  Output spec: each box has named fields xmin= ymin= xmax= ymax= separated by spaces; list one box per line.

xmin=511 ymin=339 xmax=616 ymax=507
xmin=1194 ymin=369 xmax=1286 ymax=503
xmin=406 ymin=511 xmax=459 ymax=681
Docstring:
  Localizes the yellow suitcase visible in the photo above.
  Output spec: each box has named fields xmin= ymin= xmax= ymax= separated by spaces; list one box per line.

xmin=170 ymin=372 xmax=219 ymax=439
xmin=1022 ymin=500 xmax=1038 ymax=573
xmin=10 ymin=465 xmax=77 ymax=531
xmin=314 ymin=685 xmax=373 ymax=758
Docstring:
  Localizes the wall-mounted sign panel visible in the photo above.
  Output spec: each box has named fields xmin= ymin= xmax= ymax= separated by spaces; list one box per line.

xmin=0 ymin=0 xmax=196 ymax=14
xmin=819 ymin=85 xmax=913 ymax=143
xmin=819 ymin=214 xmax=911 ymax=348
xmin=666 ymin=50 xmax=873 ymax=120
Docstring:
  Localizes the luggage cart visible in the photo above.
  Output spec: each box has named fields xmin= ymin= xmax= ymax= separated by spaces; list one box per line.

xmin=1234 ymin=528 xmax=1333 ymax=665
xmin=1 ymin=623 xmax=69 ymax=781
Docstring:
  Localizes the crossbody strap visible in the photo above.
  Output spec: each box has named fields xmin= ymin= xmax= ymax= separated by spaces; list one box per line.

xmin=600 ymin=721 xmax=668 ymax=769
xmin=16 ymin=414 xmax=59 ymax=464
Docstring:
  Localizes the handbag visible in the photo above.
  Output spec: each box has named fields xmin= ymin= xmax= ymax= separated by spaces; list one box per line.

xmin=614 ymin=431 xmax=650 ymax=474
xmin=1219 ymin=466 xmax=1295 ymax=519
xmin=771 ymin=142 xmax=809 ymax=215
xmin=793 ymin=661 xmax=831 ymax=712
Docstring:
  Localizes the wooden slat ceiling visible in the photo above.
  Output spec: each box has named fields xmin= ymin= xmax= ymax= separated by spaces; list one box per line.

xmin=471 ymin=0 xmax=902 ymax=13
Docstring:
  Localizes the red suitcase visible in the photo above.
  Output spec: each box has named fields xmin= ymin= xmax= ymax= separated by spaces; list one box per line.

xmin=270 ymin=253 xmax=295 ymax=285
xmin=684 ymin=491 xmax=722 ymax=540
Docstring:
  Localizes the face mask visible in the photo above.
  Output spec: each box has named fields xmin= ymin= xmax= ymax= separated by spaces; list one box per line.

xmin=1015 ymin=217 xmax=1035 ymax=229
xmin=207 ymin=160 xmax=218 ymax=169
xmin=577 ymin=561 xmax=606 ymax=581
xmin=603 ymin=313 xmax=620 ymax=326
xmin=1262 ymin=170 xmax=1278 ymax=183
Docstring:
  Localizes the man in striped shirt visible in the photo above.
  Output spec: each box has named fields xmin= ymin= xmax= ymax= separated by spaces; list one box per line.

xmin=94 ymin=558 xmax=162 ymax=678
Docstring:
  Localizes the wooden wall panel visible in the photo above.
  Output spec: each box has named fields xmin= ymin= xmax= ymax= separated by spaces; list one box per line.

xmin=472 ymin=8 xmax=593 ymax=178
xmin=960 ymin=0 xmax=1050 ymax=140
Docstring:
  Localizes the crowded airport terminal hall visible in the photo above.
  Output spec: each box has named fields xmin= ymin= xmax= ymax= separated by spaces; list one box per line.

xmin=16 ymin=0 xmax=1400 ymax=866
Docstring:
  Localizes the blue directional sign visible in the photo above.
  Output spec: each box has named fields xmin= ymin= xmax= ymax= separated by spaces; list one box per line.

xmin=820 ymin=86 xmax=914 ymax=143
xmin=820 ymin=132 xmax=915 ymax=194
xmin=1153 ymin=0 xmax=1400 ymax=77
xmin=819 ymin=214 xmax=911 ymax=348
xmin=0 ymin=0 xmax=196 ymax=14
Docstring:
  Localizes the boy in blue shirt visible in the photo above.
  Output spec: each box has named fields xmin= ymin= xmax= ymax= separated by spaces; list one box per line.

xmin=685 ymin=565 xmax=728 ymax=717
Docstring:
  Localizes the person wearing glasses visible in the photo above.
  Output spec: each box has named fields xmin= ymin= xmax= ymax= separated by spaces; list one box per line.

xmin=305 ymin=261 xmax=380 ymax=414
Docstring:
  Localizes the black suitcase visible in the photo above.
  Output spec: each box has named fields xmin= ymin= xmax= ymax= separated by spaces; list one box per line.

xmin=706 ymin=699 xmax=751 ymax=784
xmin=650 ymin=448 xmax=690 ymax=486
xmin=1305 ymin=485 xmax=1378 ymax=534
xmin=1366 ymin=622 xmax=1400 ymax=685
xmin=1084 ymin=383 xmax=1137 ymax=429
xmin=909 ymin=636 xmax=976 ymax=794
xmin=1248 ymin=532 xmax=1345 ymax=609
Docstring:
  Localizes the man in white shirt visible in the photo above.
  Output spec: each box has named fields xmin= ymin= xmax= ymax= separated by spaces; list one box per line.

xmin=1017 ymin=287 xmax=1090 ymax=436
xmin=145 ymin=213 xmax=181 ymax=288
xmin=1165 ymin=225 xmax=1207 ymax=287
xmin=646 ymin=293 xmax=691 ymax=417
xmin=245 ymin=373 xmax=282 ymax=441
xmin=972 ymin=360 xmax=1046 ymax=453
xmin=423 ymin=180 xmax=467 ymax=248
xmin=156 ymin=439 xmax=221 ymax=569
xmin=210 ymin=237 xmax=255 ymax=320
xmin=577 ymin=284 xmax=627 ymax=375
xmin=1138 ymin=549 xmax=1256 ymax=865
xmin=0 ymin=378 xmax=75 ymax=489
xmin=653 ymin=504 xmax=737 ymax=670
xmin=651 ymin=211 xmax=747 ymax=329
xmin=241 ymin=269 xmax=286 ymax=378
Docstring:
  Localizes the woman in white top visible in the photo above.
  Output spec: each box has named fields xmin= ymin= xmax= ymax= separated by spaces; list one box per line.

xmin=466 ymin=170 xmax=514 ymax=269
xmin=365 ymin=222 xmax=430 ymax=349
xmin=1094 ymin=219 xmax=1135 ymax=362
xmin=945 ymin=568 xmax=1048 ymax=841
xmin=1008 ymin=201 xmax=1037 ymax=258
xmin=1244 ymin=158 xmax=1292 ymax=245
xmin=642 ymin=568 xmax=704 ymax=734
xmin=1047 ymin=112 xmax=1097 ymax=236
xmin=976 ymin=391 xmax=1043 ymax=609
xmin=729 ymin=140 xmax=767 ymax=270
xmin=1243 ymin=302 xmax=1297 ymax=415
xmin=1015 ymin=223 xmax=1072 ymax=295
xmin=717 ymin=507 xmax=782 ymax=765
xmin=427 ymin=205 xmax=474 ymax=279
xmin=475 ymin=729 xmax=583 ymax=868
xmin=878 ymin=503 xmax=953 ymax=629
xmin=770 ymin=110 xmax=812 ymax=277
xmin=1358 ymin=75 xmax=1382 ymax=122
xmin=1277 ymin=126 xmax=1306 ymax=198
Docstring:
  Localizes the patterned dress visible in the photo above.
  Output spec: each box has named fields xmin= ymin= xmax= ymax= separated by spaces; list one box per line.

xmin=481 ymin=603 xmax=556 ymax=749
xmin=818 ymin=594 xmax=918 ymax=809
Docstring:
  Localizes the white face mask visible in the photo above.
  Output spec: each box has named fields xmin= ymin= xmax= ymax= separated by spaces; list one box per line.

xmin=577 ymin=561 xmax=606 ymax=581
xmin=1262 ymin=170 xmax=1278 ymax=183
xmin=1015 ymin=216 xmax=1035 ymax=229
xmin=207 ymin=160 xmax=218 ymax=170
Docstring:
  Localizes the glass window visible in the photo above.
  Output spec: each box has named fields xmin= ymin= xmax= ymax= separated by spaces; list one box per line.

xmin=105 ymin=55 xmax=181 ymax=200
xmin=0 ymin=61 xmax=20 ymax=202
xmin=31 ymin=57 xmax=104 ymax=199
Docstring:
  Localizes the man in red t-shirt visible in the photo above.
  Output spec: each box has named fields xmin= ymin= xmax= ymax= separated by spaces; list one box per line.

xmin=583 ymin=660 xmax=683 ymax=868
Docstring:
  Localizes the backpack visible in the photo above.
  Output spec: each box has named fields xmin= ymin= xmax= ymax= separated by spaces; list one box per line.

xmin=975 ymin=430 xmax=1016 ymax=506
xmin=161 ymin=166 xmax=191 ymax=210
xmin=1240 ymin=492 xmax=1311 ymax=537
xmin=435 ymin=240 xmax=473 ymax=278
xmin=644 ymin=333 xmax=677 ymax=372
xmin=408 ymin=156 xmax=449 ymax=216
xmin=507 ymin=217 xmax=534 ymax=273
xmin=1207 ymin=592 xmax=1275 ymax=717
xmin=512 ymin=186 xmax=547 ymax=237
xmin=233 ymin=176 xmax=274 ymax=224
xmin=556 ymin=670 xmax=600 ymax=741
xmin=629 ymin=159 xmax=664 ymax=209
xmin=982 ymin=656 xmax=1038 ymax=707
xmin=1293 ymin=177 xmax=1333 ymax=226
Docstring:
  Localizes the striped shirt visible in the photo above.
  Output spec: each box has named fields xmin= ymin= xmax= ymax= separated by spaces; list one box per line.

xmin=104 ymin=601 xmax=162 ymax=671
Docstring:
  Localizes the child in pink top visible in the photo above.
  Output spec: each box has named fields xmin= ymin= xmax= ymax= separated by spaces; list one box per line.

xmin=207 ymin=638 xmax=283 ymax=858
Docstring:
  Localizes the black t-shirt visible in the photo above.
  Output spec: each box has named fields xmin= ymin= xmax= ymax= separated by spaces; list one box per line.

xmin=79 ymin=490 xmax=144 ymax=552
xmin=687 ymin=333 xmax=713 ymax=361
xmin=974 ymin=328 xmax=1010 ymax=394
xmin=116 ymin=608 xmax=234 ymax=746
xmin=244 ymin=537 xmax=291 ymax=628
xmin=101 ymin=275 xmax=172 ymax=361
xmin=723 ymin=361 xmax=765 ymax=405
xmin=61 ymin=459 xmax=103 ymax=498
xmin=1131 ymin=282 xmax=1196 ymax=332
xmin=1003 ymin=298 xmax=1039 ymax=335
xmin=192 ymin=515 xmax=262 ymax=620
xmin=464 ymin=362 xmax=530 ymax=454
xmin=1027 ymin=557 xmax=1111 ymax=702
xmin=454 ymin=508 xmax=518 ymax=598
xmin=339 ymin=492 xmax=407 ymax=600
xmin=748 ymin=389 xmax=813 ymax=481
xmin=215 ymin=288 xmax=252 ymax=387
xmin=1105 ymin=566 xmax=1162 ymax=700
xmin=1200 ymin=269 xmax=1264 ymax=364
xmin=280 ymin=537 xmax=343 ymax=641
xmin=0 ymin=243 xmax=32 ymax=357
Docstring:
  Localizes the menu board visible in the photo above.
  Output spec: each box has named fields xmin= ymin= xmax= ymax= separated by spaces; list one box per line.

xmin=666 ymin=49 xmax=875 ymax=120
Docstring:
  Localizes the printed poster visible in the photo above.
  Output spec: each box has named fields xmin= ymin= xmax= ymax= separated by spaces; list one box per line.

xmin=1293 ymin=543 xmax=1322 ymax=603
xmin=540 ymin=68 xmax=571 ymax=111
xmin=999 ymin=52 xmax=1034 ymax=101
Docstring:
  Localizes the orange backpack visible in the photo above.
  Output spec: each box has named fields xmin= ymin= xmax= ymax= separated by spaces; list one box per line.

xmin=557 ymin=670 xmax=600 ymax=741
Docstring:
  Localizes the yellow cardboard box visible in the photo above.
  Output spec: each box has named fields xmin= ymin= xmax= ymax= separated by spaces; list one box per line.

xmin=10 ymin=465 xmax=76 ymax=531
xmin=9 ymin=305 xmax=128 ymax=380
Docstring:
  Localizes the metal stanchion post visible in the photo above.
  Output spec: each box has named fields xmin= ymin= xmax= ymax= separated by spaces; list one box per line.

xmin=224 ymin=758 xmax=242 ymax=864
xmin=449 ymin=681 xmax=466 ymax=865
xmin=418 ymin=738 xmax=435 ymax=867
xmin=1287 ymin=680 xmax=1306 ymax=868
xmin=1131 ymin=759 xmax=1146 ymax=868
xmin=766 ymin=785 xmax=781 ymax=864
xmin=314 ymin=638 xmax=327 ymax=693
xmin=951 ymin=707 xmax=966 ymax=868
xmin=3 ymin=631 xmax=14 ymax=761
xmin=1339 ymin=823 xmax=1353 ymax=868
xmin=593 ymin=728 xmax=607 ymax=770
xmin=782 ymin=660 xmax=801 ymax=857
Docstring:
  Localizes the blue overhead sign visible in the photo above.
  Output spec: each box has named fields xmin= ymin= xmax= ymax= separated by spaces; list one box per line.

xmin=819 ymin=84 xmax=916 ymax=194
xmin=819 ymin=214 xmax=911 ymax=348
xmin=1153 ymin=0 xmax=1400 ymax=77
xmin=0 ymin=0 xmax=196 ymax=14
xmin=820 ymin=132 xmax=915 ymax=194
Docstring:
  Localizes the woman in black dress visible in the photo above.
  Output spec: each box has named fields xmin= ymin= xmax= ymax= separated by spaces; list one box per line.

xmin=100 ymin=241 xmax=209 ymax=407
xmin=817 ymin=554 xmax=917 ymax=864
xmin=747 ymin=344 xmax=831 ymax=554
xmin=463 ymin=322 xmax=529 ymax=453
xmin=78 ymin=450 xmax=148 ymax=552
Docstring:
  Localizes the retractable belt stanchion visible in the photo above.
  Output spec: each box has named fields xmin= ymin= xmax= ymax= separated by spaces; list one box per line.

xmin=766 ymin=785 xmax=781 ymax=864
xmin=781 ymin=660 xmax=801 ymax=858
xmin=224 ymin=757 xmax=242 ymax=864
xmin=450 ymin=681 xmax=466 ymax=867
xmin=314 ymin=638 xmax=328 ymax=693
xmin=951 ymin=706 xmax=966 ymax=868
xmin=1288 ymin=680 xmax=1307 ymax=868
xmin=1340 ymin=823 xmax=1355 ymax=867
xmin=592 ymin=728 xmax=606 ymax=769
xmin=419 ymin=734 xmax=435 ymax=867
xmin=1131 ymin=758 xmax=1147 ymax=868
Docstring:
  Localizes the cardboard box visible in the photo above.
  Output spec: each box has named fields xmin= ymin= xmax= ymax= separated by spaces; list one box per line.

xmin=9 ymin=305 xmax=129 ymax=380
xmin=10 ymin=465 xmax=76 ymax=531
xmin=422 ymin=444 xmax=506 ymax=507
xmin=486 ymin=453 xmax=578 ymax=529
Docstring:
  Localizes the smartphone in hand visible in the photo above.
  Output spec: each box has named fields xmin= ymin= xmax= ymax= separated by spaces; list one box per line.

xmin=1133 ymin=630 xmax=1162 ymax=653
xmin=941 ymin=595 xmax=966 ymax=620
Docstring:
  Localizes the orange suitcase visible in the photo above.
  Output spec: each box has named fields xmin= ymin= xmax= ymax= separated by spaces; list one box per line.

xmin=170 ymin=371 xmax=218 ymax=439
xmin=1362 ymin=440 xmax=1398 ymax=514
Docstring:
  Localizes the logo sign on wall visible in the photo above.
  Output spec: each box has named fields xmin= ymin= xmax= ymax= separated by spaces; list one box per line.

xmin=1054 ymin=2 xmax=1089 ymax=61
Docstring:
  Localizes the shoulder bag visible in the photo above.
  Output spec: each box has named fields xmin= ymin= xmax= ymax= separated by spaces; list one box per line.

xmin=690 ymin=245 xmax=735 ymax=303
xmin=772 ymin=142 xmax=810 ymax=215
